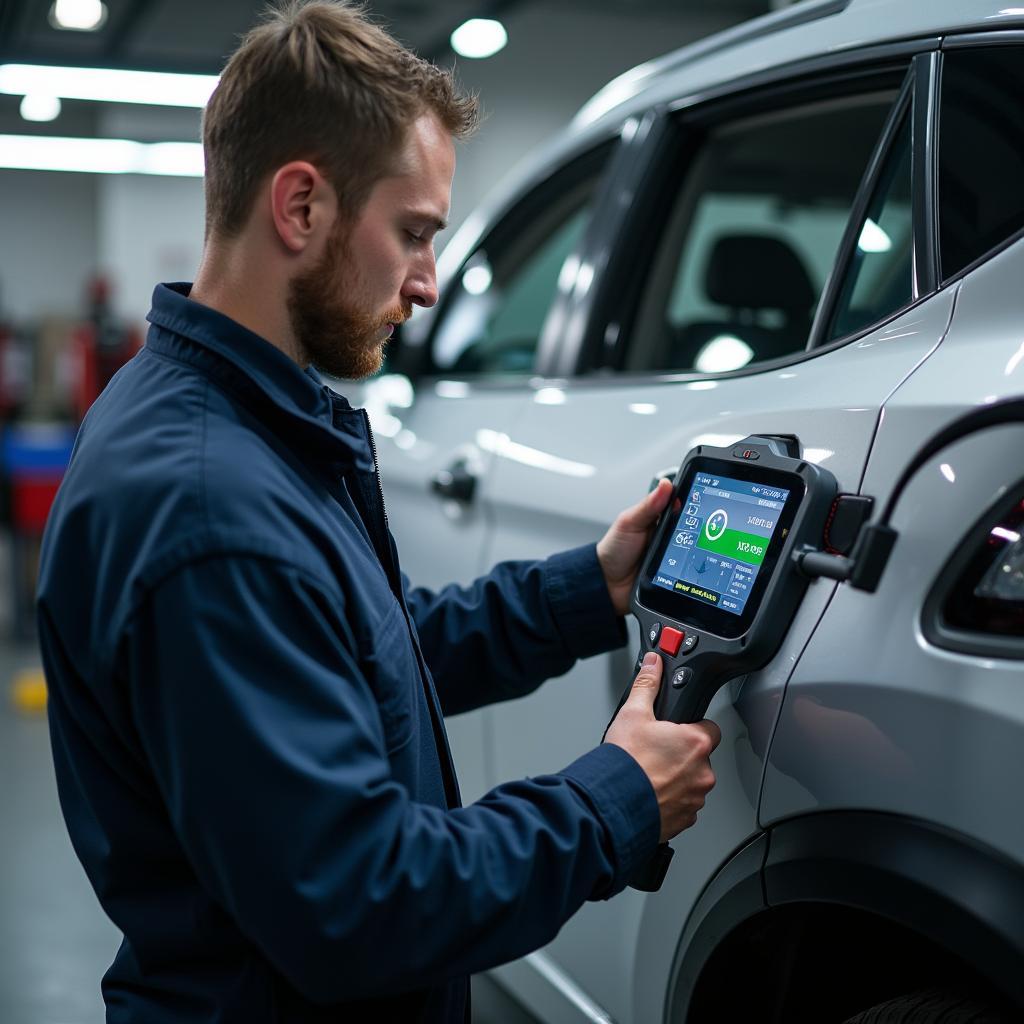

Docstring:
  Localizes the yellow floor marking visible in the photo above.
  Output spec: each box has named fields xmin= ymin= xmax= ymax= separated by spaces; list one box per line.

xmin=11 ymin=668 xmax=47 ymax=714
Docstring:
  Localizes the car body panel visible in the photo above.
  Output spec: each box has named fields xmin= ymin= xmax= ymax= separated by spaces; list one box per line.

xmin=476 ymin=286 xmax=957 ymax=1023
xmin=576 ymin=1 xmax=1024 ymax=136
xmin=345 ymin=7 xmax=1024 ymax=1021
xmin=761 ymin=235 xmax=1024 ymax=864
xmin=361 ymin=376 xmax=531 ymax=802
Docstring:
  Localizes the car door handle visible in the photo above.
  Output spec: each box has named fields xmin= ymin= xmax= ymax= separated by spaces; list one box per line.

xmin=431 ymin=459 xmax=477 ymax=503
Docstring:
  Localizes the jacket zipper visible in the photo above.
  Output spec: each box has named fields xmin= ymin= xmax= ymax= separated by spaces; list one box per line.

xmin=359 ymin=408 xmax=461 ymax=808
xmin=360 ymin=409 xmax=399 ymax=593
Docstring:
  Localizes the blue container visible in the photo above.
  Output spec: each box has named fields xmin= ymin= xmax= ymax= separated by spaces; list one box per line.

xmin=2 ymin=423 xmax=76 ymax=476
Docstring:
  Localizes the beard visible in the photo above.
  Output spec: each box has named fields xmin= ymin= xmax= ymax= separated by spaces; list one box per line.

xmin=287 ymin=222 xmax=410 ymax=381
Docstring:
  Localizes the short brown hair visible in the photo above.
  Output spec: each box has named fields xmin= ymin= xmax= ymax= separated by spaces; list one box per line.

xmin=202 ymin=1 xmax=479 ymax=238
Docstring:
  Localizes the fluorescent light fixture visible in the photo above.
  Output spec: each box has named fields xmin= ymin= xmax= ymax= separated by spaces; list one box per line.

xmin=450 ymin=19 xmax=507 ymax=59
xmin=629 ymin=403 xmax=658 ymax=416
xmin=461 ymin=264 xmax=492 ymax=295
xmin=20 ymin=94 xmax=61 ymax=122
xmin=940 ymin=463 xmax=956 ymax=483
xmin=0 ymin=63 xmax=218 ymax=108
xmin=694 ymin=335 xmax=753 ymax=374
xmin=0 ymin=135 xmax=204 ymax=176
xmin=50 ymin=0 xmax=107 ymax=31
xmin=858 ymin=217 xmax=892 ymax=253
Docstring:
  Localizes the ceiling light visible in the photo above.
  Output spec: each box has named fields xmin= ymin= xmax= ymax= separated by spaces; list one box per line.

xmin=450 ymin=19 xmax=508 ymax=59
xmin=20 ymin=94 xmax=62 ymax=122
xmin=0 ymin=64 xmax=218 ymax=108
xmin=49 ymin=0 xmax=108 ymax=32
xmin=0 ymin=135 xmax=204 ymax=176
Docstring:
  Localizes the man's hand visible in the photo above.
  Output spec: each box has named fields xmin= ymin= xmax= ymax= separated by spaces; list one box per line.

xmin=605 ymin=653 xmax=720 ymax=842
xmin=596 ymin=478 xmax=674 ymax=616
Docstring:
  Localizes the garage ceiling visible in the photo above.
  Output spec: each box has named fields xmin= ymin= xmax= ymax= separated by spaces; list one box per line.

xmin=0 ymin=0 xmax=772 ymax=73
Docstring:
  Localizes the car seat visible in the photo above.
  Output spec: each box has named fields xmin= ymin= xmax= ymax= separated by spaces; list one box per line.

xmin=670 ymin=233 xmax=815 ymax=370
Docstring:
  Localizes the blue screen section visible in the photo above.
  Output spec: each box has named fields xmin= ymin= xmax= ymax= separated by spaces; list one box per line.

xmin=651 ymin=471 xmax=790 ymax=616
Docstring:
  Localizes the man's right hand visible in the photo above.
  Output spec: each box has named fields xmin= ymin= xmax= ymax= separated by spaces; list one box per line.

xmin=605 ymin=652 xmax=721 ymax=842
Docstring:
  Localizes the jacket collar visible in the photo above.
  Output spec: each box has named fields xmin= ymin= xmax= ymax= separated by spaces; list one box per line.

xmin=145 ymin=282 xmax=375 ymax=472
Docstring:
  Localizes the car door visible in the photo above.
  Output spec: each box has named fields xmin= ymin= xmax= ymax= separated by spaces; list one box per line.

xmin=479 ymin=52 xmax=961 ymax=1024
xmin=761 ymin=37 xmax=1024 ymax=882
xmin=356 ymin=141 xmax=619 ymax=800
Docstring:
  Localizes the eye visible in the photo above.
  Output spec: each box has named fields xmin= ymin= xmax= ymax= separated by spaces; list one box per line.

xmin=405 ymin=229 xmax=424 ymax=244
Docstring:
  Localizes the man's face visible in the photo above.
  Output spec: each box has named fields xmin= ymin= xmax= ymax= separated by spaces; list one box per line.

xmin=288 ymin=113 xmax=455 ymax=380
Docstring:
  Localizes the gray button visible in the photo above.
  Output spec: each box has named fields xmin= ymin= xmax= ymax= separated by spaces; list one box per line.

xmin=648 ymin=622 xmax=661 ymax=646
xmin=671 ymin=667 xmax=693 ymax=689
xmin=681 ymin=634 xmax=699 ymax=655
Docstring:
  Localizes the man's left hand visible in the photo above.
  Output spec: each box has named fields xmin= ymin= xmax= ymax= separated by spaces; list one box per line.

xmin=596 ymin=479 xmax=674 ymax=617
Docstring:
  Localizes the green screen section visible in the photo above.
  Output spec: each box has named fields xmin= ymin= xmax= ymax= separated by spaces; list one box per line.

xmin=697 ymin=526 xmax=768 ymax=565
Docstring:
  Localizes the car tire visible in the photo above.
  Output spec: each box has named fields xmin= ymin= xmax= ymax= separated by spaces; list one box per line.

xmin=843 ymin=989 xmax=1014 ymax=1023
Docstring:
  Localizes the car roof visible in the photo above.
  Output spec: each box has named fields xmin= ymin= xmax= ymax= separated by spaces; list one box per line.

xmin=420 ymin=0 xmax=1024 ymax=347
xmin=573 ymin=0 xmax=1024 ymax=132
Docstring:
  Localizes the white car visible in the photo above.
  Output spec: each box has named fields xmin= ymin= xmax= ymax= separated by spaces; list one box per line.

xmin=348 ymin=1 xmax=1024 ymax=1020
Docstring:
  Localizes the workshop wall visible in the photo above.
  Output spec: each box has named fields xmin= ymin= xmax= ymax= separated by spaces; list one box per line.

xmin=0 ymin=170 xmax=98 ymax=323
xmin=2 ymin=5 xmax=739 ymax=331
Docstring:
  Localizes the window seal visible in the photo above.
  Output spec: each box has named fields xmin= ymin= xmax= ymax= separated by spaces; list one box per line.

xmin=941 ymin=29 xmax=1024 ymax=49
xmin=805 ymin=72 xmax=914 ymax=350
xmin=910 ymin=50 xmax=941 ymax=299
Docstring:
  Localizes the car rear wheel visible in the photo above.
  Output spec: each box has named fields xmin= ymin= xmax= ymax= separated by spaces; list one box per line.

xmin=843 ymin=988 xmax=1014 ymax=1023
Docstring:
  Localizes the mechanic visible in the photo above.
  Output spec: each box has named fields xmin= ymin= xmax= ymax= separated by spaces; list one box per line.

xmin=36 ymin=3 xmax=720 ymax=1022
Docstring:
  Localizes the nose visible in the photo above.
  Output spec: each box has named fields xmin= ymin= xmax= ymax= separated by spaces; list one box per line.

xmin=401 ymin=251 xmax=439 ymax=309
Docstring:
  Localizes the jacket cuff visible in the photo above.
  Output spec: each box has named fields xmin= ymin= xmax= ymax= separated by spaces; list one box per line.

xmin=560 ymin=743 xmax=661 ymax=898
xmin=544 ymin=544 xmax=627 ymax=660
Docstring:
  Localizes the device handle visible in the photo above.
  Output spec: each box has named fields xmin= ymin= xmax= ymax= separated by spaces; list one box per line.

xmin=629 ymin=842 xmax=674 ymax=892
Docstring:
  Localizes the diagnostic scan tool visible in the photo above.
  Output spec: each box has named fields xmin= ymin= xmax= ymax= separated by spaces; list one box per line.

xmin=618 ymin=435 xmax=839 ymax=889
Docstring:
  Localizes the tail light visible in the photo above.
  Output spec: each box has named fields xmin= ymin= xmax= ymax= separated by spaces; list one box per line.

xmin=924 ymin=491 xmax=1024 ymax=658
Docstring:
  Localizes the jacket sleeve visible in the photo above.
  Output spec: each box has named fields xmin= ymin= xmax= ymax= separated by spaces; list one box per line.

xmin=123 ymin=554 xmax=659 ymax=1005
xmin=403 ymin=543 xmax=628 ymax=715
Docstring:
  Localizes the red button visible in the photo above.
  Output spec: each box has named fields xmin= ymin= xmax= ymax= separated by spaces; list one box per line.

xmin=658 ymin=627 xmax=684 ymax=656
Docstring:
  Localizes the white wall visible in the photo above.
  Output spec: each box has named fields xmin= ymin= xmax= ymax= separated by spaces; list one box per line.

xmin=3 ymin=6 xmax=745 ymax=329
xmin=97 ymin=173 xmax=205 ymax=326
xmin=0 ymin=169 xmax=97 ymax=323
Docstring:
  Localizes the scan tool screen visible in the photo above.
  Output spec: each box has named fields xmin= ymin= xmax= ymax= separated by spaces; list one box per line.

xmin=651 ymin=472 xmax=792 ymax=616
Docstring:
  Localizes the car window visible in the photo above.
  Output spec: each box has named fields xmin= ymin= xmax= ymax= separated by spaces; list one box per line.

xmin=939 ymin=46 xmax=1024 ymax=281
xmin=429 ymin=151 xmax=607 ymax=377
xmin=624 ymin=93 xmax=897 ymax=374
xmin=825 ymin=113 xmax=913 ymax=341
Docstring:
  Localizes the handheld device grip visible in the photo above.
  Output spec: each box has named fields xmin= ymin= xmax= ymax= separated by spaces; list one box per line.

xmin=611 ymin=434 xmax=839 ymax=895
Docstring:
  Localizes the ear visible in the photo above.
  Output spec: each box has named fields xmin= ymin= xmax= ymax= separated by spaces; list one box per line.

xmin=269 ymin=161 xmax=337 ymax=254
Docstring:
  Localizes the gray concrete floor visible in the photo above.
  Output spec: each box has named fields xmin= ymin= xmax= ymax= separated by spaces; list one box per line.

xmin=0 ymin=641 xmax=120 ymax=1024
xmin=0 ymin=634 xmax=537 ymax=1023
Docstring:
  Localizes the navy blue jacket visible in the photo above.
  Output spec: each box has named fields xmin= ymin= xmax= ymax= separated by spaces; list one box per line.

xmin=36 ymin=283 xmax=660 ymax=1023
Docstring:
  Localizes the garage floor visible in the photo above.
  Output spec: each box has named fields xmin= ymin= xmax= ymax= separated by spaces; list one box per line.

xmin=0 ymin=635 xmax=537 ymax=1023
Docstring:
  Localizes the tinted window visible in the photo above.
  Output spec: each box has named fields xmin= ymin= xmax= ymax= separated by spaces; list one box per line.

xmin=429 ymin=154 xmax=605 ymax=376
xmin=827 ymin=114 xmax=913 ymax=341
xmin=940 ymin=46 xmax=1024 ymax=280
xmin=625 ymin=94 xmax=896 ymax=374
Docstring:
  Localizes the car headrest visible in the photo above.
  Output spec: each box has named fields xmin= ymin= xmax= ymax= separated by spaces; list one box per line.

xmin=705 ymin=234 xmax=815 ymax=313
